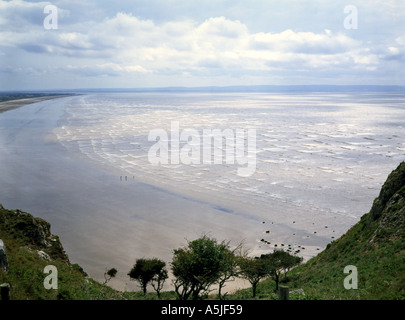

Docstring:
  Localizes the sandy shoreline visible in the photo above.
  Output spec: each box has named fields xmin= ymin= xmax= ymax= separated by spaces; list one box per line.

xmin=1 ymin=91 xmax=402 ymax=294
xmin=0 ymin=95 xmax=262 ymax=293
xmin=0 ymin=95 xmax=75 ymax=114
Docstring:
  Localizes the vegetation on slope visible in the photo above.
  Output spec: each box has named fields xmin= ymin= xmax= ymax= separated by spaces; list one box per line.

xmin=0 ymin=205 xmax=125 ymax=300
xmin=247 ymin=161 xmax=405 ymax=300
xmin=1 ymin=161 xmax=404 ymax=300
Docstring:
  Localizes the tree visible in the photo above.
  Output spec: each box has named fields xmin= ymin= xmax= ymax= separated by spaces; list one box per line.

xmin=103 ymin=267 xmax=117 ymax=284
xmin=171 ymin=235 xmax=233 ymax=300
xmin=128 ymin=258 xmax=168 ymax=296
xmin=282 ymin=251 xmax=303 ymax=279
xmin=237 ymin=256 xmax=272 ymax=298
xmin=260 ymin=250 xmax=303 ymax=291
xmin=150 ymin=261 xmax=168 ymax=299
xmin=216 ymin=241 xmax=243 ymax=300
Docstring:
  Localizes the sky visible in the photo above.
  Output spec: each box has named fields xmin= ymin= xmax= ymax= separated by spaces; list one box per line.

xmin=0 ymin=0 xmax=404 ymax=90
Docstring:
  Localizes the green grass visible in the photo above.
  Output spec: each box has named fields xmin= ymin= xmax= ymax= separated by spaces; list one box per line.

xmin=231 ymin=211 xmax=405 ymax=300
xmin=1 ymin=162 xmax=404 ymax=300
xmin=0 ymin=205 xmax=128 ymax=300
xmin=2 ymin=206 xmax=404 ymax=300
xmin=0 ymin=233 xmax=127 ymax=300
xmin=2 ymin=203 xmax=404 ymax=300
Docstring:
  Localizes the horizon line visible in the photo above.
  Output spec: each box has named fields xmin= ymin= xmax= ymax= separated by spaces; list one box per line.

xmin=1 ymin=84 xmax=404 ymax=94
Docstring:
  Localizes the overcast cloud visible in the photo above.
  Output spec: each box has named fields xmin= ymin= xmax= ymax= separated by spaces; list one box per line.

xmin=0 ymin=0 xmax=404 ymax=90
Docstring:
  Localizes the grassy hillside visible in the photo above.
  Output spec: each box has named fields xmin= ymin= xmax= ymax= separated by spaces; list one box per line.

xmin=243 ymin=161 xmax=405 ymax=300
xmin=0 ymin=205 xmax=126 ymax=300
xmin=1 ymin=162 xmax=404 ymax=300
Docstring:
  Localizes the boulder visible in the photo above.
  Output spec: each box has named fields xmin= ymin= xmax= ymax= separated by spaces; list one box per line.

xmin=37 ymin=250 xmax=51 ymax=261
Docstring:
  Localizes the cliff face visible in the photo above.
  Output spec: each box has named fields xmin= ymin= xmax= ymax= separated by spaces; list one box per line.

xmin=0 ymin=205 xmax=126 ymax=300
xmin=369 ymin=161 xmax=405 ymax=222
xmin=368 ymin=162 xmax=405 ymax=246
xmin=0 ymin=204 xmax=69 ymax=263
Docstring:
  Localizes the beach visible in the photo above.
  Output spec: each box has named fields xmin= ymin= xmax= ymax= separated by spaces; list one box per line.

xmin=0 ymin=95 xmax=73 ymax=114
xmin=0 ymin=95 xmax=262 ymax=292
xmin=0 ymin=92 xmax=404 ymax=293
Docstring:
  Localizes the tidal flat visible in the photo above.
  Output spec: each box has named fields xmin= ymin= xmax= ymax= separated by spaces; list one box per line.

xmin=0 ymin=91 xmax=404 ymax=291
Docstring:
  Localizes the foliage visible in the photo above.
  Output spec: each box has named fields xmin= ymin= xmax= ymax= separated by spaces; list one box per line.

xmin=260 ymin=250 xmax=302 ymax=291
xmin=150 ymin=261 xmax=168 ymax=299
xmin=103 ymin=267 xmax=117 ymax=284
xmin=128 ymin=258 xmax=168 ymax=296
xmin=237 ymin=255 xmax=271 ymax=298
xmin=1 ymin=161 xmax=404 ymax=300
xmin=216 ymin=241 xmax=242 ymax=299
xmin=171 ymin=235 xmax=237 ymax=300
xmin=0 ymin=205 xmax=126 ymax=300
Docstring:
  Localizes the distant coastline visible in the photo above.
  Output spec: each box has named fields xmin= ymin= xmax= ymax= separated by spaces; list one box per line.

xmin=2 ymin=85 xmax=404 ymax=95
xmin=0 ymin=94 xmax=75 ymax=114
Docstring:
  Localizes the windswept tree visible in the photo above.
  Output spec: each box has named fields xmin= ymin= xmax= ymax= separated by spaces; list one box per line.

xmin=260 ymin=250 xmax=303 ymax=291
xmin=237 ymin=255 xmax=272 ymax=298
xmin=171 ymin=235 xmax=236 ymax=300
xmin=216 ymin=241 xmax=244 ymax=300
xmin=103 ymin=267 xmax=117 ymax=284
xmin=238 ymin=249 xmax=303 ymax=296
xmin=150 ymin=261 xmax=168 ymax=299
xmin=128 ymin=258 xmax=168 ymax=296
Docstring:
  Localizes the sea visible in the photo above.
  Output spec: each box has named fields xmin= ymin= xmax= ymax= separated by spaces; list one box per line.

xmin=0 ymin=90 xmax=404 ymax=291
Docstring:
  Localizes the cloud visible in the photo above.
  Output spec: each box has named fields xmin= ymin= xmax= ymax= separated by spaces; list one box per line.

xmin=195 ymin=16 xmax=248 ymax=39
xmin=250 ymin=29 xmax=360 ymax=54
xmin=64 ymin=63 xmax=150 ymax=77
xmin=0 ymin=11 xmax=379 ymax=78
xmin=1 ymin=0 xmax=404 ymax=87
xmin=0 ymin=0 xmax=70 ymax=31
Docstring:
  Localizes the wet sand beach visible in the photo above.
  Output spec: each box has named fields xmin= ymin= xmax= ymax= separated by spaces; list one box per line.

xmin=0 ymin=92 xmax=403 ymax=293
xmin=0 ymin=95 xmax=263 ymax=292
xmin=0 ymin=95 xmax=74 ymax=114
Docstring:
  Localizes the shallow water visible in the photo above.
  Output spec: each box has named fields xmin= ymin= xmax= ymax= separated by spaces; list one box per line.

xmin=0 ymin=92 xmax=404 ymax=291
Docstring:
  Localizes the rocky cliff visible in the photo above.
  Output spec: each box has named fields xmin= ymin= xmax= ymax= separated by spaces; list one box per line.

xmin=0 ymin=204 xmax=69 ymax=262
xmin=368 ymin=162 xmax=405 ymax=246
xmin=0 ymin=204 xmax=125 ymax=300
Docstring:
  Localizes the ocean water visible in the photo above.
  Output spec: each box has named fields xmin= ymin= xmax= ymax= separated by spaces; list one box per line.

xmin=0 ymin=91 xmax=404 ymax=291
